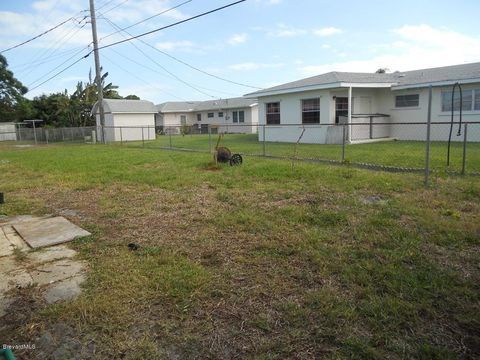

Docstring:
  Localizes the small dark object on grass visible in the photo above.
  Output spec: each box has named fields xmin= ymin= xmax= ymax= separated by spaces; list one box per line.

xmin=0 ymin=192 xmax=4 ymax=204
xmin=128 ymin=243 xmax=139 ymax=251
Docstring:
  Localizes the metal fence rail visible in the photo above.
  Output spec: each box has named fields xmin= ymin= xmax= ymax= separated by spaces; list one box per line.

xmin=1 ymin=122 xmax=479 ymax=181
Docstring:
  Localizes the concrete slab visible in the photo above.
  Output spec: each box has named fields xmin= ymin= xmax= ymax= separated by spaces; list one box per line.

xmin=27 ymin=245 xmax=77 ymax=265
xmin=14 ymin=217 xmax=90 ymax=249
xmin=30 ymin=259 xmax=86 ymax=286
xmin=5 ymin=229 xmax=30 ymax=252
xmin=43 ymin=274 xmax=85 ymax=304
xmin=0 ymin=228 xmax=14 ymax=257
xmin=0 ymin=264 xmax=34 ymax=293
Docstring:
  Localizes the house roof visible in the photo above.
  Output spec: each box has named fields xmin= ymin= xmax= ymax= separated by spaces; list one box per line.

xmin=157 ymin=97 xmax=258 ymax=113
xmin=245 ymin=62 xmax=480 ymax=97
xmin=93 ymin=99 xmax=157 ymax=114
xmin=156 ymin=101 xmax=201 ymax=113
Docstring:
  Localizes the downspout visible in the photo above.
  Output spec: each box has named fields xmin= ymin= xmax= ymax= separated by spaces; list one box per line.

xmin=348 ymin=86 xmax=352 ymax=143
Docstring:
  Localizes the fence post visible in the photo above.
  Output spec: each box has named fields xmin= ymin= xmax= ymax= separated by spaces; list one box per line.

xmin=342 ymin=124 xmax=346 ymax=162
xmin=45 ymin=129 xmax=49 ymax=144
xmin=142 ymin=127 xmax=145 ymax=147
xmin=208 ymin=125 xmax=212 ymax=153
xmin=17 ymin=124 xmax=22 ymax=141
xmin=424 ymin=86 xmax=432 ymax=186
xmin=169 ymin=130 xmax=172 ymax=148
xmin=461 ymin=123 xmax=468 ymax=175
xmin=262 ymin=125 xmax=266 ymax=156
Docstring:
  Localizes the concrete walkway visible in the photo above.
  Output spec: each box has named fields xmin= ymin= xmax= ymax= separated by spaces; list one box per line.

xmin=0 ymin=216 xmax=88 ymax=317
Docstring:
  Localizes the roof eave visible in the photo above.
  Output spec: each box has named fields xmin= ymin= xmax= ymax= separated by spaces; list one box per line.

xmin=245 ymin=81 xmax=396 ymax=97
xmin=392 ymin=78 xmax=480 ymax=90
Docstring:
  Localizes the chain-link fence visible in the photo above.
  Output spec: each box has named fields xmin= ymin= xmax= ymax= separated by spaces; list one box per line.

xmin=0 ymin=125 xmax=97 ymax=145
xmin=1 ymin=122 xmax=479 ymax=179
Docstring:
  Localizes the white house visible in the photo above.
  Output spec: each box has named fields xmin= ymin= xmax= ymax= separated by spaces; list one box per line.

xmin=245 ymin=62 xmax=480 ymax=144
xmin=93 ymin=99 xmax=157 ymax=142
xmin=156 ymin=97 xmax=259 ymax=134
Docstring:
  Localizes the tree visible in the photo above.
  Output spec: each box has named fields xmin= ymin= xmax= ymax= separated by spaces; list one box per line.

xmin=375 ymin=68 xmax=389 ymax=74
xmin=125 ymin=94 xmax=140 ymax=100
xmin=0 ymin=54 xmax=29 ymax=122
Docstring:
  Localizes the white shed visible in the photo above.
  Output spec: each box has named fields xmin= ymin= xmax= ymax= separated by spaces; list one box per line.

xmin=93 ymin=99 xmax=157 ymax=142
xmin=0 ymin=122 xmax=17 ymax=141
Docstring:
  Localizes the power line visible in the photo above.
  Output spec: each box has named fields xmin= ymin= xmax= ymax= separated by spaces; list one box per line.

xmin=97 ymin=0 xmax=129 ymax=16
xmin=102 ymin=16 xmax=259 ymax=98
xmin=99 ymin=0 xmax=193 ymax=41
xmin=101 ymin=51 xmax=189 ymax=101
xmin=26 ymin=54 xmax=90 ymax=93
xmin=101 ymin=16 xmax=218 ymax=98
xmin=97 ymin=0 xmax=246 ymax=51
xmin=1 ymin=17 xmax=78 ymax=54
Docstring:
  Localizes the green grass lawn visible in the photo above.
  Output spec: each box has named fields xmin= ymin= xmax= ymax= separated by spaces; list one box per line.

xmin=123 ymin=133 xmax=480 ymax=174
xmin=0 ymin=143 xmax=479 ymax=359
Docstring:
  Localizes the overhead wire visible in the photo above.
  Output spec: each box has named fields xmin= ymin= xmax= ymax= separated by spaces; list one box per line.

xmin=0 ymin=15 xmax=85 ymax=54
xmin=101 ymin=51 xmax=189 ymax=101
xmin=96 ymin=0 xmax=246 ymax=51
xmin=99 ymin=0 xmax=192 ymax=41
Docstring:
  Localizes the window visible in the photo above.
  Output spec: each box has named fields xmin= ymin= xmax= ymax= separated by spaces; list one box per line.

xmin=197 ymin=113 xmax=201 ymax=121
xmin=266 ymin=102 xmax=280 ymax=124
xmin=239 ymin=111 xmax=245 ymax=123
xmin=441 ymin=89 xmax=473 ymax=112
xmin=232 ymin=110 xmax=244 ymax=123
xmin=180 ymin=115 xmax=186 ymax=125
xmin=395 ymin=94 xmax=419 ymax=108
xmin=218 ymin=112 xmax=223 ymax=117
xmin=475 ymin=89 xmax=480 ymax=110
xmin=208 ymin=112 xmax=214 ymax=118
xmin=302 ymin=98 xmax=320 ymax=124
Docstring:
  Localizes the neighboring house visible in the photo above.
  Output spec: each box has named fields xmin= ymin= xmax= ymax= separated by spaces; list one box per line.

xmin=0 ymin=122 xmax=16 ymax=141
xmin=156 ymin=97 xmax=259 ymax=134
xmin=245 ymin=62 xmax=480 ymax=144
xmin=93 ymin=99 xmax=157 ymax=142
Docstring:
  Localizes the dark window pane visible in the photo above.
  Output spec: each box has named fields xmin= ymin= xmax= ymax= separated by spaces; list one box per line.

xmin=266 ymin=113 xmax=280 ymax=124
xmin=208 ymin=112 xmax=214 ymax=118
xmin=233 ymin=111 xmax=238 ymax=123
xmin=239 ymin=111 xmax=245 ymax=123
xmin=302 ymin=111 xmax=320 ymax=124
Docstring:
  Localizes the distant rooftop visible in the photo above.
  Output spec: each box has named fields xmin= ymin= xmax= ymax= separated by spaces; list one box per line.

xmin=246 ymin=62 xmax=480 ymax=96
xmin=157 ymin=97 xmax=257 ymax=113
xmin=93 ymin=99 xmax=157 ymax=114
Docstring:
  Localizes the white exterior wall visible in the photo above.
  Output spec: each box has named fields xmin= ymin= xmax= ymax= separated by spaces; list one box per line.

xmin=257 ymin=84 xmax=480 ymax=143
xmin=161 ymin=106 xmax=259 ymax=134
xmin=0 ymin=123 xmax=16 ymax=141
xmin=96 ymin=113 xmax=155 ymax=142
xmin=386 ymin=85 xmax=480 ymax=141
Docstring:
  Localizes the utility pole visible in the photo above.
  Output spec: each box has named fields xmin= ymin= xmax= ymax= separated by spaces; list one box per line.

xmin=89 ymin=0 xmax=105 ymax=143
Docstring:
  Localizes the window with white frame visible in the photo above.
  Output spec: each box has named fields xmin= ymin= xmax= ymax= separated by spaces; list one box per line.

xmin=266 ymin=102 xmax=280 ymax=124
xmin=302 ymin=98 xmax=320 ymax=124
xmin=232 ymin=110 xmax=244 ymax=123
xmin=218 ymin=112 xmax=223 ymax=117
xmin=208 ymin=112 xmax=214 ymax=118
xmin=395 ymin=94 xmax=419 ymax=108
xmin=441 ymin=89 xmax=475 ymax=112
xmin=197 ymin=113 xmax=201 ymax=121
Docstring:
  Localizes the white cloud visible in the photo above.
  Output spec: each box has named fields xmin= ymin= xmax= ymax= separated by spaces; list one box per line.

xmin=268 ymin=24 xmax=307 ymax=38
xmin=155 ymin=40 xmax=195 ymax=51
xmin=299 ymin=24 xmax=480 ymax=76
xmin=228 ymin=33 xmax=248 ymax=45
xmin=229 ymin=62 xmax=284 ymax=71
xmin=313 ymin=27 xmax=343 ymax=36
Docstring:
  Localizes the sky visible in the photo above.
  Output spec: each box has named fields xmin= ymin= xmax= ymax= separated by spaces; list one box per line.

xmin=1 ymin=0 xmax=480 ymax=104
